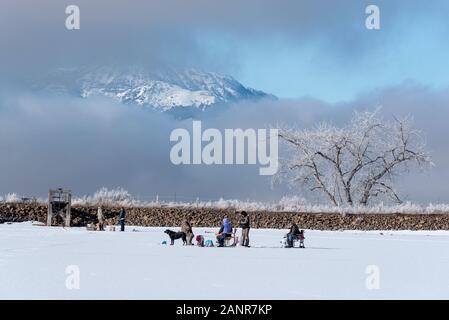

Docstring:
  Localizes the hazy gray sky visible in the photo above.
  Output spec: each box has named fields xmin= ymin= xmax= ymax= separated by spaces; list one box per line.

xmin=1 ymin=1 xmax=448 ymax=204
xmin=2 ymin=0 xmax=449 ymax=100
xmin=0 ymin=83 xmax=448 ymax=203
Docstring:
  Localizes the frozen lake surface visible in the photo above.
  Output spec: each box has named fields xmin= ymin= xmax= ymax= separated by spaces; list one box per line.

xmin=1 ymin=222 xmax=449 ymax=299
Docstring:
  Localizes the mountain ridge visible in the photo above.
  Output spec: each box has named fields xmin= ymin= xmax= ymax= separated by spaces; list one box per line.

xmin=32 ymin=66 xmax=275 ymax=113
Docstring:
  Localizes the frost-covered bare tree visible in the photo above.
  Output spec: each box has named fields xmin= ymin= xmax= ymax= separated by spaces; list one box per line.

xmin=276 ymin=109 xmax=432 ymax=206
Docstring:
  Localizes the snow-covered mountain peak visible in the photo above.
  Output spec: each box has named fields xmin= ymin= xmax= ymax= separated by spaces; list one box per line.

xmin=33 ymin=66 xmax=274 ymax=113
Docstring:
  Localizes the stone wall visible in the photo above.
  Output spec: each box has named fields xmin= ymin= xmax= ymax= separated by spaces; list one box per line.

xmin=1 ymin=203 xmax=449 ymax=230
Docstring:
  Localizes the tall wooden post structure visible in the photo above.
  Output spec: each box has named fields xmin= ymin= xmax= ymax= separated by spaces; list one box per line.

xmin=47 ymin=188 xmax=72 ymax=227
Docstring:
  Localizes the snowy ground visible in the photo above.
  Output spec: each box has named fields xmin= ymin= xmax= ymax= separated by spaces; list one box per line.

xmin=1 ymin=222 xmax=449 ymax=299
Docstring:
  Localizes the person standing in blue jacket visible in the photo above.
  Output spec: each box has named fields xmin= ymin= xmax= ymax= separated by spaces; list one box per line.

xmin=216 ymin=215 xmax=233 ymax=247
xmin=119 ymin=207 xmax=126 ymax=232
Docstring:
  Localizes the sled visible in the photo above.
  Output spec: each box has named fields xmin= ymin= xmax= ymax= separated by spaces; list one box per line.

xmin=282 ymin=231 xmax=305 ymax=248
xmin=32 ymin=222 xmax=46 ymax=227
xmin=224 ymin=228 xmax=238 ymax=247
xmin=216 ymin=228 xmax=238 ymax=247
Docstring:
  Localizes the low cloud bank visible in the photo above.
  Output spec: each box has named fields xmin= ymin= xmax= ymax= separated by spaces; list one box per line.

xmin=0 ymin=82 xmax=448 ymax=204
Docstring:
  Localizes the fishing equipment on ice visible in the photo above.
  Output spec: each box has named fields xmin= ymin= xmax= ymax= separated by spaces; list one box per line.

xmin=196 ymin=235 xmax=205 ymax=247
xmin=282 ymin=230 xmax=305 ymax=248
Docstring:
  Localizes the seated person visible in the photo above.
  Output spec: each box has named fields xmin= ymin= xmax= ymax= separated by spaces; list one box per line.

xmin=286 ymin=221 xmax=301 ymax=248
xmin=216 ymin=216 xmax=233 ymax=247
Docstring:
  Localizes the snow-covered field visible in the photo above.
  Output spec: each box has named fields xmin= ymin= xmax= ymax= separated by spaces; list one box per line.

xmin=1 ymin=222 xmax=449 ymax=299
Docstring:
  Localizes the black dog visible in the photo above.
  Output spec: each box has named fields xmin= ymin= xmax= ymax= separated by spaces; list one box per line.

xmin=164 ymin=229 xmax=187 ymax=245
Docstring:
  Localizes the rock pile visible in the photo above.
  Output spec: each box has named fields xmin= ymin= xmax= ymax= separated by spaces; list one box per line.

xmin=1 ymin=203 xmax=449 ymax=230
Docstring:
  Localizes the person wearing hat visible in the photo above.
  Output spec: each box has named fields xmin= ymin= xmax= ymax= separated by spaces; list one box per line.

xmin=181 ymin=217 xmax=194 ymax=245
xmin=119 ymin=207 xmax=126 ymax=232
xmin=286 ymin=219 xmax=301 ymax=248
xmin=97 ymin=206 xmax=104 ymax=231
xmin=216 ymin=215 xmax=233 ymax=247
xmin=238 ymin=211 xmax=250 ymax=247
